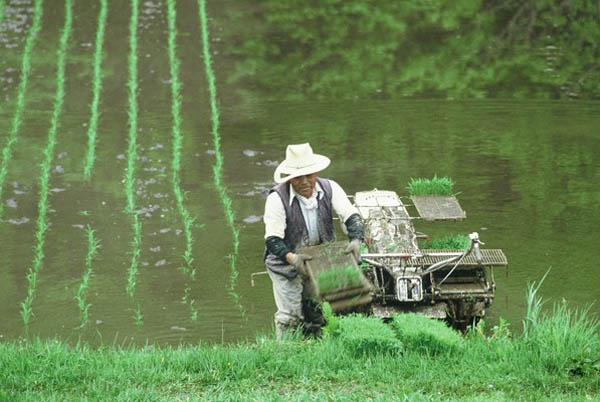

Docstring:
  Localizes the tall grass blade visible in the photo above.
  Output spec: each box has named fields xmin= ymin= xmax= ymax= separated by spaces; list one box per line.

xmin=522 ymin=268 xmax=551 ymax=338
xmin=21 ymin=0 xmax=72 ymax=329
xmin=0 ymin=0 xmax=43 ymax=220
xmin=520 ymin=268 xmax=600 ymax=373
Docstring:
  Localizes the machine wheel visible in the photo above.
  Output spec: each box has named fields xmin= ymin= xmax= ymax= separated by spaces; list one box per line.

xmin=446 ymin=299 xmax=485 ymax=332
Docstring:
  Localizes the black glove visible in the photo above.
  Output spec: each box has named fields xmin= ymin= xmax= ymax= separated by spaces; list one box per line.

xmin=344 ymin=239 xmax=362 ymax=264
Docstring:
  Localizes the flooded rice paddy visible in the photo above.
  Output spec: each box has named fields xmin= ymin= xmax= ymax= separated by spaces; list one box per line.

xmin=0 ymin=0 xmax=599 ymax=345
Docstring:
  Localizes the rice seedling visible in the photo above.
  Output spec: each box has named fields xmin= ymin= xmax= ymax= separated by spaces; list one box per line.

xmin=421 ymin=234 xmax=470 ymax=250
xmin=166 ymin=0 xmax=199 ymax=321
xmin=21 ymin=0 xmax=72 ymax=329
xmin=181 ymin=285 xmax=198 ymax=320
xmin=390 ymin=313 xmax=463 ymax=354
xmin=316 ymin=265 xmax=362 ymax=294
xmin=327 ymin=314 xmax=403 ymax=356
xmin=407 ymin=175 xmax=454 ymax=196
xmin=133 ymin=304 xmax=143 ymax=327
xmin=198 ymin=0 xmax=243 ymax=316
xmin=75 ymin=226 xmax=100 ymax=328
xmin=190 ymin=299 xmax=198 ymax=321
xmin=82 ymin=0 xmax=107 ymax=180
xmin=124 ymin=0 xmax=141 ymax=303
xmin=125 ymin=217 xmax=141 ymax=298
xmin=184 ymin=283 xmax=198 ymax=320
xmin=0 ymin=0 xmax=43 ymax=220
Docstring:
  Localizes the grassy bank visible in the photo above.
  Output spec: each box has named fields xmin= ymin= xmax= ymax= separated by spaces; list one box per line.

xmin=2 ymin=288 xmax=598 ymax=401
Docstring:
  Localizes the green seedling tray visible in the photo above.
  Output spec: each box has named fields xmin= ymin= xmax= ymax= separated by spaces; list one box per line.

xmin=298 ymin=241 xmax=373 ymax=311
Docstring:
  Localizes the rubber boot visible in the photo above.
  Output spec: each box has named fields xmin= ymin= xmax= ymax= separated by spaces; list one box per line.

xmin=275 ymin=320 xmax=300 ymax=341
xmin=302 ymin=299 xmax=325 ymax=339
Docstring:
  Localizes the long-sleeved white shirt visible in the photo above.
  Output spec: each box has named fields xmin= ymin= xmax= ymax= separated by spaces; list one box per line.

xmin=263 ymin=179 xmax=359 ymax=239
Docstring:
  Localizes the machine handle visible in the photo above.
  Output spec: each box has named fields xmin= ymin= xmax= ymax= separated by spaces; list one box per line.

xmin=469 ymin=232 xmax=484 ymax=264
xmin=474 ymin=243 xmax=483 ymax=264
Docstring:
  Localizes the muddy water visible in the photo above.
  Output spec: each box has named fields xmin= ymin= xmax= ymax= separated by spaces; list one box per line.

xmin=0 ymin=1 xmax=599 ymax=345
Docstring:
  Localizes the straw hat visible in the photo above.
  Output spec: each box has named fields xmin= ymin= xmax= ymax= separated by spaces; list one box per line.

xmin=273 ymin=143 xmax=331 ymax=183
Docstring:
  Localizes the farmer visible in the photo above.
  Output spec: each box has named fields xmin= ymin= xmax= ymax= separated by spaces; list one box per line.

xmin=263 ymin=143 xmax=364 ymax=339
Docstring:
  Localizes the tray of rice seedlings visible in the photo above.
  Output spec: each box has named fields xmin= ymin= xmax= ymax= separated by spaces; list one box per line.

xmin=298 ymin=241 xmax=373 ymax=312
xmin=421 ymin=234 xmax=470 ymax=250
xmin=390 ymin=313 xmax=463 ymax=355
xmin=407 ymin=175 xmax=466 ymax=220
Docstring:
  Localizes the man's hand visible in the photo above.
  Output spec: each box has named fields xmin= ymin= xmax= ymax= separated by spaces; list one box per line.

xmin=286 ymin=253 xmax=313 ymax=277
xmin=344 ymin=239 xmax=362 ymax=264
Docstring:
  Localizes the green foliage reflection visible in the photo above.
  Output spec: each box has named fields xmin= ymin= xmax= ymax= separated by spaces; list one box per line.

xmin=226 ymin=1 xmax=600 ymax=99
xmin=0 ymin=0 xmax=5 ymax=26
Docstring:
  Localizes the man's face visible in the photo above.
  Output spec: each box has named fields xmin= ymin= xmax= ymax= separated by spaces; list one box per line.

xmin=290 ymin=173 xmax=318 ymax=198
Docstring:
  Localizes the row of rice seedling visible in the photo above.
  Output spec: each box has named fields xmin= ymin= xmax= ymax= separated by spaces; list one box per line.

xmin=0 ymin=0 xmax=43 ymax=220
xmin=125 ymin=217 xmax=141 ymax=299
xmin=82 ymin=0 xmax=107 ymax=180
xmin=21 ymin=0 xmax=72 ymax=329
xmin=166 ymin=0 xmax=198 ymax=321
xmin=198 ymin=0 xmax=243 ymax=315
xmin=75 ymin=226 xmax=100 ymax=328
xmin=123 ymin=0 xmax=142 ymax=319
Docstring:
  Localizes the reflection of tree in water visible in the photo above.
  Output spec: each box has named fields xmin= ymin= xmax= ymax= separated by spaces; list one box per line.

xmin=224 ymin=0 xmax=600 ymax=99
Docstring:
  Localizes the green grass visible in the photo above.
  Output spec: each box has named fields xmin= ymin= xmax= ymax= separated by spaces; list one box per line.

xmin=0 ymin=0 xmax=43 ymax=220
xmin=422 ymin=234 xmax=470 ymax=250
xmin=407 ymin=175 xmax=454 ymax=196
xmin=20 ymin=0 xmax=72 ymax=329
xmin=75 ymin=226 xmax=100 ymax=329
xmin=82 ymin=0 xmax=107 ymax=180
xmin=316 ymin=265 xmax=362 ymax=294
xmin=198 ymin=0 xmax=243 ymax=317
xmin=520 ymin=270 xmax=600 ymax=374
xmin=3 ymin=289 xmax=598 ymax=400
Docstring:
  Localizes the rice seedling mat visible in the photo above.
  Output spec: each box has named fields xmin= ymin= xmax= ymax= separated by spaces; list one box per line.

xmin=411 ymin=195 xmax=466 ymax=221
xmin=298 ymin=241 xmax=373 ymax=311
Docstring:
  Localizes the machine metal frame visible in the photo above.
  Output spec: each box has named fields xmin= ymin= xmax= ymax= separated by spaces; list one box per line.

xmin=353 ymin=189 xmax=507 ymax=328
